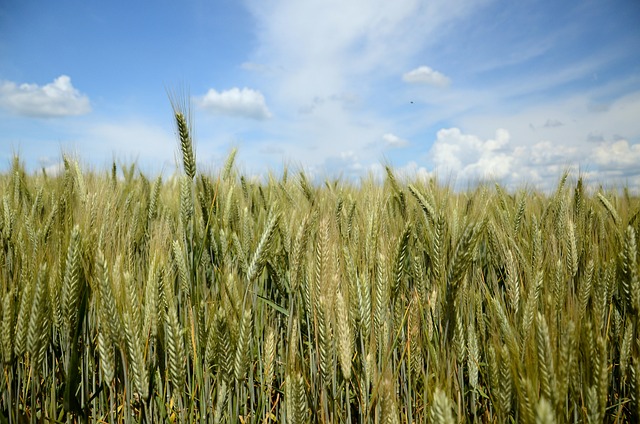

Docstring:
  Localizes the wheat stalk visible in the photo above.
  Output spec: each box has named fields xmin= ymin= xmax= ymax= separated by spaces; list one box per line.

xmin=14 ymin=269 xmax=33 ymax=358
xmin=233 ymin=308 xmax=252 ymax=381
xmin=180 ymin=175 xmax=194 ymax=231
xmin=27 ymin=264 xmax=48 ymax=370
xmin=536 ymin=397 xmax=556 ymax=424
xmin=430 ymin=388 xmax=455 ymax=424
xmin=536 ymin=312 xmax=556 ymax=406
xmin=286 ymin=370 xmax=308 ymax=424
xmin=381 ymin=373 xmax=400 ymax=424
xmin=166 ymin=302 xmax=185 ymax=390
xmin=215 ymin=307 xmax=233 ymax=382
xmin=143 ymin=255 xmax=159 ymax=339
xmin=247 ymin=210 xmax=279 ymax=283
xmin=1 ymin=291 xmax=13 ymax=364
xmin=62 ymin=225 xmax=82 ymax=342
xmin=262 ymin=325 xmax=277 ymax=394
xmin=597 ymin=192 xmax=620 ymax=227
xmin=123 ymin=310 xmax=149 ymax=399
xmin=222 ymin=148 xmax=237 ymax=182
xmin=173 ymin=240 xmax=190 ymax=297
xmin=335 ymin=290 xmax=352 ymax=380
xmin=175 ymin=111 xmax=196 ymax=180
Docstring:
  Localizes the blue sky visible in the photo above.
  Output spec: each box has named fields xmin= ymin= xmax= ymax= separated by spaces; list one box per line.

xmin=1 ymin=0 xmax=639 ymax=189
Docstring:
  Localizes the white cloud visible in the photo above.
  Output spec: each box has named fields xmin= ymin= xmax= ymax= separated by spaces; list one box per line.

xmin=0 ymin=75 xmax=91 ymax=118
xmin=443 ymin=86 xmax=640 ymax=188
xmin=424 ymin=120 xmax=640 ymax=191
xmin=592 ymin=139 xmax=640 ymax=169
xmin=382 ymin=133 xmax=409 ymax=148
xmin=402 ymin=66 xmax=451 ymax=87
xmin=430 ymin=127 xmax=513 ymax=181
xmin=198 ymin=87 xmax=272 ymax=120
xmin=239 ymin=0 xmax=632 ymax=189
xmin=394 ymin=161 xmax=432 ymax=182
xmin=528 ymin=141 xmax=580 ymax=166
xmin=43 ymin=161 xmax=66 ymax=177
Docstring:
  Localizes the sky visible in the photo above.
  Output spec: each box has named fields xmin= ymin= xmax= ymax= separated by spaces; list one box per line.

xmin=1 ymin=0 xmax=639 ymax=190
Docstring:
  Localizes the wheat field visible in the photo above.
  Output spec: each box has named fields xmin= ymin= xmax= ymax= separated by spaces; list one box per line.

xmin=1 ymin=112 xmax=639 ymax=423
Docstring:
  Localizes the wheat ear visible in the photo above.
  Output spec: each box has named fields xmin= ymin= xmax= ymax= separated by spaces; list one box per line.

xmin=175 ymin=112 xmax=196 ymax=179
xmin=430 ymin=388 xmax=455 ymax=424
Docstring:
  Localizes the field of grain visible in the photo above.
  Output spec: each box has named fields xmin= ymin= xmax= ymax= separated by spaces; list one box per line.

xmin=1 ymin=112 xmax=639 ymax=423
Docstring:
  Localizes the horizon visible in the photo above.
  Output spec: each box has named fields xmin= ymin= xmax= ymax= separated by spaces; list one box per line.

xmin=1 ymin=0 xmax=639 ymax=192
xmin=4 ymin=150 xmax=636 ymax=197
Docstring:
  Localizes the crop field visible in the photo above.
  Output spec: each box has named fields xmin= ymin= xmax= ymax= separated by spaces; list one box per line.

xmin=1 ymin=112 xmax=640 ymax=423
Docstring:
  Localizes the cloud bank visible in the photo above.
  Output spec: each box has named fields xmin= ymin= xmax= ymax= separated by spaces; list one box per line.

xmin=428 ymin=127 xmax=640 ymax=190
xmin=0 ymin=75 xmax=91 ymax=118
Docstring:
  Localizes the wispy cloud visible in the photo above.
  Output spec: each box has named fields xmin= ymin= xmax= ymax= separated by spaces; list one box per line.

xmin=0 ymin=75 xmax=91 ymax=118
xmin=402 ymin=66 xmax=451 ymax=87
xmin=242 ymin=0 xmax=490 ymax=165
xmin=543 ymin=119 xmax=563 ymax=128
xmin=68 ymin=119 xmax=178 ymax=174
xmin=197 ymin=87 xmax=272 ymax=120
xmin=240 ymin=0 xmax=638 ymax=191
xmin=240 ymin=62 xmax=283 ymax=75
xmin=259 ymin=144 xmax=285 ymax=155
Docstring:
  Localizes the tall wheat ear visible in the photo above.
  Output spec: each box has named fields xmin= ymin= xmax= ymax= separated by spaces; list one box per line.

xmin=168 ymin=89 xmax=196 ymax=180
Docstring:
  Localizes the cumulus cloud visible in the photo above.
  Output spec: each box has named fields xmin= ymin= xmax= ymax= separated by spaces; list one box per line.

xmin=592 ymin=139 xmax=640 ymax=169
xmin=198 ymin=87 xmax=272 ymax=120
xmin=430 ymin=128 xmax=514 ymax=180
xmin=423 ymin=120 xmax=640 ymax=191
xmin=427 ymin=126 xmax=582 ymax=189
xmin=382 ymin=133 xmax=409 ymax=148
xmin=451 ymin=88 xmax=640 ymax=189
xmin=0 ymin=75 xmax=91 ymax=118
xmin=586 ymin=139 xmax=640 ymax=190
xmin=402 ymin=66 xmax=451 ymax=87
